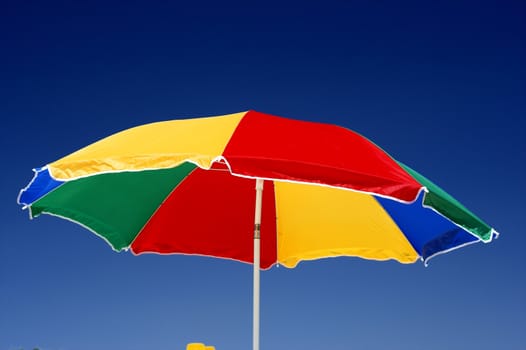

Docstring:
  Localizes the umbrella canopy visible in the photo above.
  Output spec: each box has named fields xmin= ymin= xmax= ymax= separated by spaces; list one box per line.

xmin=18 ymin=110 xmax=496 ymax=267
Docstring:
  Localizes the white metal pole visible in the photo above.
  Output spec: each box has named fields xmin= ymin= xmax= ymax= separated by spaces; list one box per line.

xmin=253 ymin=178 xmax=264 ymax=350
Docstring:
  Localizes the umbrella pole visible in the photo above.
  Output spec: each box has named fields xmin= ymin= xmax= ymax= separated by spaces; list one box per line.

xmin=253 ymin=178 xmax=264 ymax=350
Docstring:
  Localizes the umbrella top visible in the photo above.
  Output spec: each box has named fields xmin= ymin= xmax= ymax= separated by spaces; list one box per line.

xmin=41 ymin=110 xmax=423 ymax=202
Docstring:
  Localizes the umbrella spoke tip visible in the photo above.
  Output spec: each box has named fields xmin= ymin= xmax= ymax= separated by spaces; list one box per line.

xmin=492 ymin=229 xmax=500 ymax=239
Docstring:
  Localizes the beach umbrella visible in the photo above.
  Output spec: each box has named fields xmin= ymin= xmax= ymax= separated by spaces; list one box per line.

xmin=18 ymin=110 xmax=497 ymax=350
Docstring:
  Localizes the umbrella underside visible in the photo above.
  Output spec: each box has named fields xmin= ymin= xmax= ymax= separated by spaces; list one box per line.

xmin=26 ymin=163 xmax=484 ymax=268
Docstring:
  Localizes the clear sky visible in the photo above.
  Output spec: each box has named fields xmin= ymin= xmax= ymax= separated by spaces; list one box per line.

xmin=1 ymin=1 xmax=525 ymax=349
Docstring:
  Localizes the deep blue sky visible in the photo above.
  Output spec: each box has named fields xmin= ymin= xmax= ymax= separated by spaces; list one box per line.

xmin=1 ymin=1 xmax=525 ymax=349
